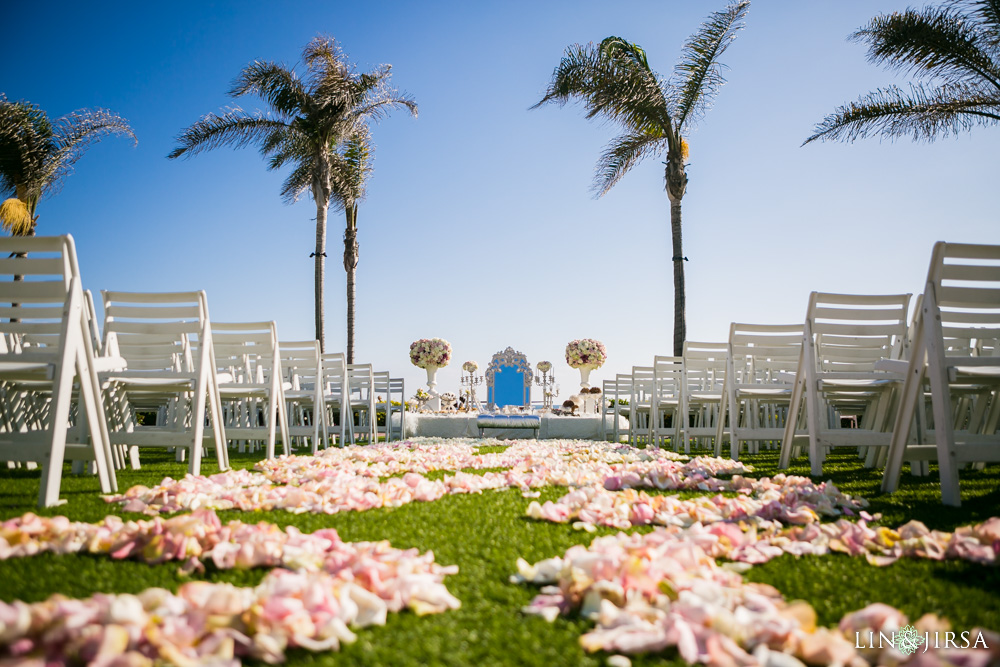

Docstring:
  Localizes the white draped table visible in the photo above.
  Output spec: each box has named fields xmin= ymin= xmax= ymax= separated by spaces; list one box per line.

xmin=401 ymin=412 xmax=627 ymax=440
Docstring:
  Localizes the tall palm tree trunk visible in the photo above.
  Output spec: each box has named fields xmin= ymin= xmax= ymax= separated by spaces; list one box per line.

xmin=669 ymin=199 xmax=686 ymax=357
xmin=665 ymin=158 xmax=688 ymax=357
xmin=314 ymin=198 xmax=327 ymax=352
xmin=344 ymin=206 xmax=359 ymax=364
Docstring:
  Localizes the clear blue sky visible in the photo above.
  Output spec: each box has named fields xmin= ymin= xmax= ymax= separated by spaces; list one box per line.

xmin=4 ymin=0 xmax=998 ymax=402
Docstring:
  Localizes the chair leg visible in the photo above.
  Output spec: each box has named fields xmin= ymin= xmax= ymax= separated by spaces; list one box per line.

xmin=779 ymin=374 xmax=805 ymax=469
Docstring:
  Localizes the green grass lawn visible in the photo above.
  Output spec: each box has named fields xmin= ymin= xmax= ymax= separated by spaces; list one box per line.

xmin=0 ymin=443 xmax=998 ymax=666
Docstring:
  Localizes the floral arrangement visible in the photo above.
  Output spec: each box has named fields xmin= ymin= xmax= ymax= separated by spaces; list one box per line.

xmin=441 ymin=392 xmax=458 ymax=407
xmin=564 ymin=339 xmax=607 ymax=369
xmin=536 ymin=360 xmax=552 ymax=374
xmin=462 ymin=360 xmax=478 ymax=373
xmin=409 ymin=338 xmax=452 ymax=369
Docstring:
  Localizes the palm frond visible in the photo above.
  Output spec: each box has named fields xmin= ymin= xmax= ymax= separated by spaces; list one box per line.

xmin=44 ymin=108 xmax=136 ymax=195
xmin=599 ymin=36 xmax=651 ymax=71
xmin=350 ymin=64 xmax=419 ymax=122
xmin=264 ymin=130 xmax=317 ymax=177
xmin=330 ymin=126 xmax=374 ymax=208
xmin=353 ymin=94 xmax=419 ymax=124
xmin=168 ymin=108 xmax=290 ymax=159
xmin=533 ymin=42 xmax=671 ymax=134
xmin=279 ymin=159 xmax=315 ymax=205
xmin=229 ymin=61 xmax=310 ymax=118
xmin=0 ymin=97 xmax=55 ymax=197
xmin=852 ymin=6 xmax=1000 ymax=90
xmin=952 ymin=0 xmax=1000 ymax=39
xmin=305 ymin=36 xmax=354 ymax=104
xmin=671 ymin=0 xmax=750 ymax=129
xmin=804 ymin=82 xmax=1000 ymax=144
xmin=593 ymin=131 xmax=666 ymax=197
xmin=0 ymin=197 xmax=33 ymax=235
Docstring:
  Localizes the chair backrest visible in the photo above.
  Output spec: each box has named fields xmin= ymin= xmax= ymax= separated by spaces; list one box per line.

xmin=0 ymin=235 xmax=81 ymax=353
xmin=321 ymin=352 xmax=346 ymax=397
xmin=653 ymin=355 xmax=683 ymax=399
xmin=101 ymin=291 xmax=210 ymax=373
xmin=279 ymin=341 xmax=322 ymax=392
xmin=630 ymin=366 xmax=655 ymax=404
xmin=806 ymin=292 xmax=911 ymax=373
xmin=389 ymin=377 xmax=405 ymax=401
xmin=728 ymin=323 xmax=803 ymax=384
xmin=373 ymin=370 xmax=390 ymax=402
xmin=682 ymin=341 xmax=728 ymax=391
xmin=211 ymin=321 xmax=280 ymax=384
xmin=926 ymin=242 xmax=1000 ymax=346
xmin=347 ymin=363 xmax=374 ymax=398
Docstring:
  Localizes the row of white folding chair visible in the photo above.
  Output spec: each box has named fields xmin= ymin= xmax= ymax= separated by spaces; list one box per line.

xmin=778 ymin=292 xmax=911 ymax=476
xmin=321 ymin=355 xmax=403 ymax=446
xmin=0 ymin=235 xmax=118 ymax=507
xmin=882 ymin=242 xmax=1000 ymax=506
xmin=100 ymin=290 xmax=230 ymax=475
xmin=715 ymin=323 xmax=803 ymax=460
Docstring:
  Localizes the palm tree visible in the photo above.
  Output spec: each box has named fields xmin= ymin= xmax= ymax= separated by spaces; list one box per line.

xmin=805 ymin=0 xmax=1000 ymax=144
xmin=0 ymin=95 xmax=136 ymax=236
xmin=168 ymin=37 xmax=416 ymax=356
xmin=533 ymin=2 xmax=750 ymax=356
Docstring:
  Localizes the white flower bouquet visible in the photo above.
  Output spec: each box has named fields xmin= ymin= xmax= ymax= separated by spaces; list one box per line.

xmin=409 ymin=338 xmax=452 ymax=369
xmin=564 ymin=339 xmax=607 ymax=369
xmin=536 ymin=360 xmax=552 ymax=374
xmin=462 ymin=360 xmax=478 ymax=373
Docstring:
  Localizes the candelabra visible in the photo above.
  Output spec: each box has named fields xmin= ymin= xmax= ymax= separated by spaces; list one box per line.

xmin=534 ymin=365 xmax=558 ymax=410
xmin=460 ymin=371 xmax=483 ymax=411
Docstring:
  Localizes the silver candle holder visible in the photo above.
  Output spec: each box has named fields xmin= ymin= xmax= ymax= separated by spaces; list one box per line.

xmin=534 ymin=363 xmax=557 ymax=410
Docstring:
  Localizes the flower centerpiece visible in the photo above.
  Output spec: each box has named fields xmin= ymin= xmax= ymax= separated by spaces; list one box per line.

xmin=565 ymin=339 xmax=607 ymax=390
xmin=462 ymin=360 xmax=478 ymax=373
xmin=536 ymin=360 xmax=552 ymax=374
xmin=410 ymin=337 xmax=452 ymax=405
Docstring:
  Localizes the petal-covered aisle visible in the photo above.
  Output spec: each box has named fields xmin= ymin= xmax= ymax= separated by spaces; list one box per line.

xmin=0 ymin=439 xmax=998 ymax=666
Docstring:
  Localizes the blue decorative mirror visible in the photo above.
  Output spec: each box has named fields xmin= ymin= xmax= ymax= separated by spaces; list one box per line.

xmin=486 ymin=347 xmax=532 ymax=409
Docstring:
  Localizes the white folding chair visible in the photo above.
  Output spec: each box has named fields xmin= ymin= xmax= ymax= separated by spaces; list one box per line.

xmin=0 ymin=235 xmax=117 ymax=507
xmin=779 ymin=292 xmax=911 ymax=476
xmin=651 ymin=355 xmax=683 ymax=449
xmin=679 ymin=341 xmax=728 ymax=453
xmin=882 ymin=243 xmax=1000 ymax=506
xmin=100 ymin=290 xmax=229 ymax=475
xmin=346 ymin=363 xmax=376 ymax=444
xmin=601 ymin=377 xmax=624 ymax=442
xmin=628 ymin=366 xmax=655 ymax=446
xmin=374 ymin=371 xmax=391 ymax=443
xmin=279 ymin=341 xmax=326 ymax=454
xmin=716 ymin=323 xmax=803 ymax=460
xmin=211 ymin=321 xmax=290 ymax=460
xmin=321 ymin=352 xmax=348 ymax=447
xmin=387 ymin=376 xmax=406 ymax=441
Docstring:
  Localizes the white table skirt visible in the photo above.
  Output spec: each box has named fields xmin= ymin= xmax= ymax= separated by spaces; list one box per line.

xmin=401 ymin=413 xmax=628 ymax=440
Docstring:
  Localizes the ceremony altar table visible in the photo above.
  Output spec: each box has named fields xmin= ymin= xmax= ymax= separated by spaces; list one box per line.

xmin=401 ymin=412 xmax=627 ymax=440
